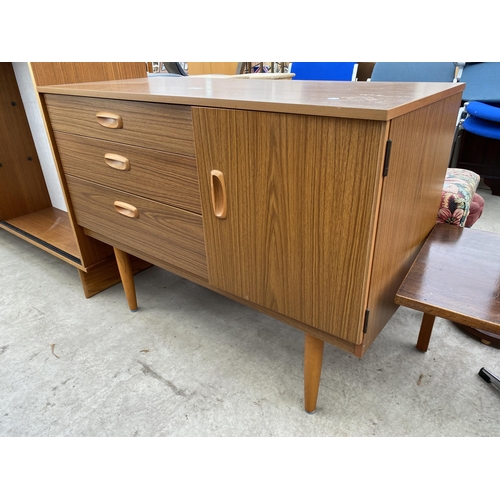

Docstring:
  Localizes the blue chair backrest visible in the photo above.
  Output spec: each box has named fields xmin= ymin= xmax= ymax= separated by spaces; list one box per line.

xmin=291 ymin=62 xmax=357 ymax=81
xmin=460 ymin=63 xmax=500 ymax=103
xmin=370 ymin=62 xmax=456 ymax=82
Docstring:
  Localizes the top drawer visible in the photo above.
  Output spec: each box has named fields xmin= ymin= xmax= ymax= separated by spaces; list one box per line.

xmin=44 ymin=94 xmax=196 ymax=157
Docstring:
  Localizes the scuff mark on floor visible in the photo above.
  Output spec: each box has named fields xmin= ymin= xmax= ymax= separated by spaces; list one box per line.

xmin=137 ymin=360 xmax=191 ymax=398
xmin=50 ymin=344 xmax=60 ymax=359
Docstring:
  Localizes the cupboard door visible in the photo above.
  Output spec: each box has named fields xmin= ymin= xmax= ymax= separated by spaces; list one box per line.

xmin=193 ymin=108 xmax=387 ymax=344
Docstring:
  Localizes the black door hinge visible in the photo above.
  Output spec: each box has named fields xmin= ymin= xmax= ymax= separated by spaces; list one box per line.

xmin=383 ymin=139 xmax=392 ymax=177
xmin=363 ymin=309 xmax=370 ymax=334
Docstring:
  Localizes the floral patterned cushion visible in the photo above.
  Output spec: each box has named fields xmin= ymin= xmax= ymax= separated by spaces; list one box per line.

xmin=437 ymin=168 xmax=480 ymax=227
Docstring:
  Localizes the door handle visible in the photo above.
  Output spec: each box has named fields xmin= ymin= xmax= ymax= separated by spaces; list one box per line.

xmin=114 ymin=201 xmax=139 ymax=218
xmin=210 ymin=170 xmax=227 ymax=219
xmin=104 ymin=153 xmax=130 ymax=171
xmin=96 ymin=111 xmax=123 ymax=129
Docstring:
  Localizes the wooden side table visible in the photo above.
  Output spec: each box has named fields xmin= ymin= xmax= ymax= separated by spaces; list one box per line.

xmin=395 ymin=223 xmax=500 ymax=351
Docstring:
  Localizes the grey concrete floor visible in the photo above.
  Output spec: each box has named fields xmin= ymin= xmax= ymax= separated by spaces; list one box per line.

xmin=1 ymin=187 xmax=500 ymax=438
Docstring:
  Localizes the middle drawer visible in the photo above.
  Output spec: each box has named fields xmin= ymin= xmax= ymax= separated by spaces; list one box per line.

xmin=55 ymin=132 xmax=202 ymax=214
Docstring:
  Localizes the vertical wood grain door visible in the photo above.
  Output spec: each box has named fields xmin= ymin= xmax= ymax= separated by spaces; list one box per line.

xmin=193 ymin=107 xmax=388 ymax=344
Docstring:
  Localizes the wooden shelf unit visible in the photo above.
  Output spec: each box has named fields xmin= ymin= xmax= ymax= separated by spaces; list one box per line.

xmin=1 ymin=62 xmax=151 ymax=296
xmin=0 ymin=207 xmax=80 ymax=265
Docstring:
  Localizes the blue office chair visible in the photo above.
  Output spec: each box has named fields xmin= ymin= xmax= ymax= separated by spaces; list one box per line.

xmin=370 ymin=62 xmax=457 ymax=82
xmin=460 ymin=62 xmax=500 ymax=103
xmin=290 ymin=62 xmax=357 ymax=81
xmin=459 ymin=63 xmax=500 ymax=139
xmin=463 ymin=101 xmax=500 ymax=139
xmin=451 ymin=63 xmax=500 ymax=191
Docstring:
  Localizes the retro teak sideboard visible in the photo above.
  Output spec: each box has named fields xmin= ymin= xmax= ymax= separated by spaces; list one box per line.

xmin=37 ymin=78 xmax=464 ymax=412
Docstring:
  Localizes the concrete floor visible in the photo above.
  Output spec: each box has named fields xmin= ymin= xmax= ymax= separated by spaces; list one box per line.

xmin=1 ymin=187 xmax=500 ymax=437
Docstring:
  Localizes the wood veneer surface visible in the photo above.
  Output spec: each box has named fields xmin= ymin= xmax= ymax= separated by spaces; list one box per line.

xmin=4 ymin=207 xmax=79 ymax=259
xmin=44 ymin=94 xmax=195 ymax=157
xmin=54 ymin=132 xmax=202 ymax=214
xmin=30 ymin=62 xmax=147 ymax=87
xmin=78 ymin=254 xmax=152 ymax=299
xmin=0 ymin=62 xmax=51 ymax=220
xmin=194 ymin=107 xmax=387 ymax=344
xmin=360 ymin=93 xmax=463 ymax=355
xmin=395 ymin=224 xmax=500 ymax=335
xmin=38 ymin=95 xmax=116 ymax=270
xmin=66 ymin=176 xmax=208 ymax=279
xmin=187 ymin=62 xmax=238 ymax=75
xmin=38 ymin=79 xmax=464 ymax=121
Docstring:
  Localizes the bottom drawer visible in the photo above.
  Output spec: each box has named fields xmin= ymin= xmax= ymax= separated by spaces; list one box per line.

xmin=66 ymin=175 xmax=208 ymax=279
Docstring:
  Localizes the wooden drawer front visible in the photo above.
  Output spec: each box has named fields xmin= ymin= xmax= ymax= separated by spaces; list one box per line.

xmin=55 ymin=132 xmax=202 ymax=214
xmin=66 ymin=176 xmax=207 ymax=279
xmin=45 ymin=94 xmax=195 ymax=156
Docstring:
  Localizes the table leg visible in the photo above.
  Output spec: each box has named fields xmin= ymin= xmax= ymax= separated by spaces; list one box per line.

xmin=416 ymin=313 xmax=436 ymax=352
xmin=304 ymin=333 xmax=324 ymax=414
xmin=113 ymin=247 xmax=138 ymax=312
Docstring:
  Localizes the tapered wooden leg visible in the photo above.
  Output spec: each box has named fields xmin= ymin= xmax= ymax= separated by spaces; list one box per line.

xmin=304 ymin=333 xmax=324 ymax=414
xmin=416 ymin=313 xmax=436 ymax=352
xmin=113 ymin=247 xmax=138 ymax=311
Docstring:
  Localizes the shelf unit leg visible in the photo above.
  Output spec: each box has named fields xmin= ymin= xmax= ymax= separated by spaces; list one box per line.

xmin=304 ymin=333 xmax=324 ymax=414
xmin=416 ymin=313 xmax=436 ymax=352
xmin=113 ymin=247 xmax=138 ymax=312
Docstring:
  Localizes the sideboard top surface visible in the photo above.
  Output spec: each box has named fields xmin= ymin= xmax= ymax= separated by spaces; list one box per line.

xmin=38 ymin=78 xmax=465 ymax=121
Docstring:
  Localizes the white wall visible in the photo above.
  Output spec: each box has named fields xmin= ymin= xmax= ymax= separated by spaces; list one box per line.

xmin=12 ymin=62 xmax=67 ymax=211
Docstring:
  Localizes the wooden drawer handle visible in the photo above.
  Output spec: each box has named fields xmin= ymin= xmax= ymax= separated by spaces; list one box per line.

xmin=96 ymin=111 xmax=123 ymax=129
xmin=210 ymin=170 xmax=227 ymax=219
xmin=104 ymin=153 xmax=130 ymax=171
xmin=114 ymin=201 xmax=139 ymax=218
